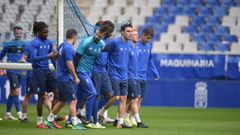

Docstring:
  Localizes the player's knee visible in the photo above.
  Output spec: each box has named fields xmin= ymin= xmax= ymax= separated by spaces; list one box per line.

xmin=119 ymin=96 xmax=127 ymax=102
xmin=131 ymin=98 xmax=138 ymax=104
xmin=114 ymin=96 xmax=120 ymax=100
xmin=69 ymin=99 xmax=77 ymax=105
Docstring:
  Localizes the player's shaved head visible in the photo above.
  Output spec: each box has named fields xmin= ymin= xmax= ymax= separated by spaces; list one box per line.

xmin=66 ymin=29 xmax=77 ymax=39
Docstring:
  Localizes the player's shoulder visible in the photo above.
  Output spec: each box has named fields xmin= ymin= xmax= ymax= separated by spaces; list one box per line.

xmin=62 ymin=42 xmax=73 ymax=49
xmin=99 ymin=39 xmax=106 ymax=46
xmin=46 ymin=39 xmax=53 ymax=45
xmin=146 ymin=42 xmax=152 ymax=48
xmin=80 ymin=36 xmax=93 ymax=46
xmin=136 ymin=41 xmax=142 ymax=46
xmin=85 ymin=36 xmax=94 ymax=43
xmin=24 ymin=41 xmax=32 ymax=49
xmin=31 ymin=37 xmax=41 ymax=46
xmin=109 ymin=37 xmax=119 ymax=45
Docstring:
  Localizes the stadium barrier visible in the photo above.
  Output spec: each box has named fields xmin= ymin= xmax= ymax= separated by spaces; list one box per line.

xmin=0 ymin=77 xmax=240 ymax=108
xmin=149 ymin=54 xmax=240 ymax=79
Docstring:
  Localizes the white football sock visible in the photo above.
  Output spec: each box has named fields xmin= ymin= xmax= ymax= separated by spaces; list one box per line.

xmin=134 ymin=113 xmax=141 ymax=123
xmin=71 ymin=116 xmax=78 ymax=125
xmin=37 ymin=116 xmax=43 ymax=125
xmin=118 ymin=118 xmax=123 ymax=125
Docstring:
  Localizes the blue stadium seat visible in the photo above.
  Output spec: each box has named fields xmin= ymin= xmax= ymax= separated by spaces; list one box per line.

xmin=192 ymin=34 xmax=206 ymax=43
xmin=199 ymin=25 xmax=214 ymax=34
xmin=213 ymin=7 xmax=228 ymax=17
xmin=160 ymin=15 xmax=175 ymax=24
xmin=153 ymin=33 xmax=160 ymax=41
xmin=146 ymin=16 xmax=159 ymax=24
xmin=207 ymin=34 xmax=221 ymax=43
xmin=206 ymin=16 xmax=221 ymax=25
xmin=214 ymin=26 xmax=229 ymax=34
xmin=215 ymin=43 xmax=229 ymax=52
xmin=183 ymin=25 xmax=198 ymax=34
xmin=206 ymin=0 xmax=220 ymax=6
xmin=222 ymin=35 xmax=238 ymax=43
xmin=151 ymin=24 xmax=168 ymax=34
xmin=169 ymin=6 xmax=184 ymax=15
xmin=198 ymin=7 xmax=213 ymax=16
xmin=199 ymin=43 xmax=214 ymax=51
xmin=154 ymin=7 xmax=168 ymax=15
xmin=221 ymin=0 xmax=235 ymax=6
xmin=162 ymin=0 xmax=176 ymax=6
xmin=191 ymin=16 xmax=206 ymax=25
xmin=191 ymin=0 xmax=204 ymax=6
xmin=183 ymin=7 xmax=196 ymax=16
xmin=177 ymin=0 xmax=190 ymax=6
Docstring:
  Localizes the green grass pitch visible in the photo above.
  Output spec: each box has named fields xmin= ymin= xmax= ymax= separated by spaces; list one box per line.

xmin=0 ymin=105 xmax=240 ymax=135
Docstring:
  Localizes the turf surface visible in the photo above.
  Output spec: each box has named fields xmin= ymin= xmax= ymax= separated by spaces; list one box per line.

xmin=0 ymin=104 xmax=240 ymax=135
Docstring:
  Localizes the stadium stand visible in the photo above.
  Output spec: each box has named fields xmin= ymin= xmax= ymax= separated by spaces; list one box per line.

xmin=0 ymin=0 xmax=57 ymax=42
xmin=147 ymin=0 xmax=240 ymax=54
xmin=85 ymin=0 xmax=240 ymax=54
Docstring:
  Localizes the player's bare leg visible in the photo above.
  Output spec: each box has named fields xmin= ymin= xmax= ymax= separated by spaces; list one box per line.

xmin=44 ymin=93 xmax=52 ymax=112
xmin=98 ymin=96 xmax=119 ymax=125
xmin=102 ymin=93 xmax=115 ymax=123
xmin=36 ymin=94 xmax=46 ymax=128
xmin=21 ymin=93 xmax=32 ymax=123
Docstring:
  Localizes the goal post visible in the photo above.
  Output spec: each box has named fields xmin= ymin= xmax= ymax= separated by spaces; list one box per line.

xmin=57 ymin=0 xmax=64 ymax=45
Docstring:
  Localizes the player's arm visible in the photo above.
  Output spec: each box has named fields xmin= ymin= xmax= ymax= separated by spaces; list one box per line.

xmin=19 ymin=44 xmax=29 ymax=63
xmin=73 ymin=52 xmax=81 ymax=68
xmin=73 ymin=38 xmax=87 ymax=68
xmin=0 ymin=46 xmax=7 ymax=76
xmin=32 ymin=43 xmax=52 ymax=62
xmin=148 ymin=47 xmax=159 ymax=80
xmin=0 ymin=46 xmax=7 ymax=61
xmin=67 ymin=60 xmax=79 ymax=84
xmin=48 ymin=43 xmax=57 ymax=69
xmin=66 ymin=48 xmax=79 ymax=84
xmin=19 ymin=55 xmax=28 ymax=63
xmin=49 ymin=43 xmax=58 ymax=60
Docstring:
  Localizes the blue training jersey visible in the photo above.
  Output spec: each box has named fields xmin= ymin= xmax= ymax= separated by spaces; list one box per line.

xmin=0 ymin=39 xmax=25 ymax=74
xmin=57 ymin=42 xmax=75 ymax=82
xmin=137 ymin=41 xmax=159 ymax=80
xmin=93 ymin=38 xmax=109 ymax=73
xmin=31 ymin=36 xmax=56 ymax=71
xmin=23 ymin=42 xmax=33 ymax=77
xmin=128 ymin=43 xmax=139 ymax=80
xmin=108 ymin=37 xmax=131 ymax=80
xmin=76 ymin=36 xmax=105 ymax=73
